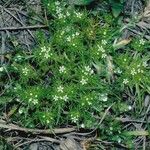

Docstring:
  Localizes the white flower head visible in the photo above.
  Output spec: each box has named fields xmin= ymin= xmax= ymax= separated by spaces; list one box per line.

xmin=46 ymin=120 xmax=50 ymax=124
xmin=102 ymin=53 xmax=107 ymax=58
xmin=100 ymin=93 xmax=108 ymax=102
xmin=103 ymin=96 xmax=108 ymax=102
xmin=57 ymin=85 xmax=64 ymax=93
xmin=71 ymin=113 xmax=79 ymax=123
xmin=81 ymin=124 xmax=85 ymax=128
xmin=59 ymin=66 xmax=66 ymax=73
xmin=131 ymin=68 xmax=137 ymax=76
xmin=84 ymin=66 xmax=93 ymax=75
xmin=75 ymin=32 xmax=80 ymax=36
xmin=76 ymin=12 xmax=82 ymax=18
xmin=58 ymin=13 xmax=63 ymax=19
xmin=143 ymin=61 xmax=148 ymax=67
xmin=66 ymin=11 xmax=70 ymax=16
xmin=66 ymin=36 xmax=71 ymax=42
xmin=128 ymin=105 xmax=132 ymax=110
xmin=54 ymin=95 xmax=59 ymax=101
xmin=98 ymin=45 xmax=105 ymax=52
xmin=22 ymin=67 xmax=29 ymax=75
xmin=41 ymin=46 xmax=46 ymax=52
xmin=102 ymin=39 xmax=107 ymax=45
xmin=0 ymin=67 xmax=4 ymax=72
xmin=33 ymin=99 xmax=38 ymax=105
xmin=139 ymin=39 xmax=145 ymax=45
xmin=18 ymin=108 xmax=23 ymax=114
xmin=44 ymin=52 xmax=52 ymax=59
xmin=62 ymin=95 xmax=69 ymax=101
xmin=80 ymin=78 xmax=88 ymax=85
xmin=55 ymin=1 xmax=60 ymax=6
xmin=123 ymin=79 xmax=129 ymax=84
xmin=85 ymin=66 xmax=91 ymax=72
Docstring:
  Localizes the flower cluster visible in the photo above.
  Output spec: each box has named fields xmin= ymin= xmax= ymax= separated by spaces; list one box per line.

xmin=130 ymin=64 xmax=144 ymax=76
xmin=42 ymin=113 xmax=54 ymax=124
xmin=54 ymin=1 xmax=70 ymax=20
xmin=80 ymin=66 xmax=94 ymax=85
xmin=22 ymin=67 xmax=29 ymax=76
xmin=97 ymin=44 xmax=107 ymax=58
xmin=53 ymin=85 xmax=69 ymax=102
xmin=70 ymin=111 xmax=80 ymax=123
xmin=81 ymin=95 xmax=93 ymax=106
xmin=66 ymin=32 xmax=80 ymax=42
xmin=39 ymin=46 xmax=53 ymax=59
xmin=28 ymin=92 xmax=39 ymax=105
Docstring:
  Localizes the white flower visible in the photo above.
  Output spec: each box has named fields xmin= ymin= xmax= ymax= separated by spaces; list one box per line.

xmin=100 ymin=94 xmax=108 ymax=102
xmin=115 ymin=68 xmax=122 ymax=74
xmin=41 ymin=46 xmax=46 ymax=52
xmin=139 ymin=39 xmax=145 ymax=45
xmin=53 ymin=95 xmax=59 ymax=101
xmin=66 ymin=11 xmax=70 ymax=16
xmin=46 ymin=120 xmax=50 ymax=124
xmin=85 ymin=66 xmax=91 ymax=72
xmin=0 ymin=67 xmax=4 ymax=72
xmin=61 ymin=31 xmax=65 ymax=35
xmin=33 ymin=99 xmax=38 ymax=105
xmin=57 ymin=86 xmax=64 ymax=93
xmin=103 ymin=31 xmax=106 ymax=35
xmin=66 ymin=36 xmax=71 ymax=42
xmin=80 ymin=78 xmax=88 ymax=85
xmin=87 ymin=101 xmax=92 ymax=105
xmin=131 ymin=68 xmax=137 ymax=75
xmin=71 ymin=114 xmax=79 ymax=123
xmin=81 ymin=124 xmax=85 ymax=128
xmin=124 ymin=58 xmax=127 ymax=62
xmin=55 ymin=1 xmax=60 ymax=5
xmin=123 ymin=79 xmax=129 ymax=84
xmin=75 ymin=32 xmax=80 ymax=36
xmin=84 ymin=66 xmax=93 ymax=75
xmin=102 ymin=40 xmax=107 ymax=45
xmin=62 ymin=95 xmax=69 ymax=101
xmin=76 ymin=12 xmax=82 ymax=18
xmin=44 ymin=52 xmax=52 ymax=59
xmin=128 ymin=106 xmax=132 ymax=110
xmin=143 ymin=61 xmax=148 ymax=67
xmin=59 ymin=66 xmax=66 ymax=73
xmin=18 ymin=108 xmax=23 ymax=114
xmin=98 ymin=45 xmax=105 ymax=52
xmin=58 ymin=13 xmax=63 ymax=19
xmin=103 ymin=96 xmax=108 ymax=102
xmin=29 ymin=98 xmax=32 ymax=102
xmin=102 ymin=53 xmax=107 ymax=58
xmin=22 ymin=67 xmax=28 ymax=75
xmin=56 ymin=8 xmax=62 ymax=14
xmin=117 ymin=138 xmax=121 ymax=143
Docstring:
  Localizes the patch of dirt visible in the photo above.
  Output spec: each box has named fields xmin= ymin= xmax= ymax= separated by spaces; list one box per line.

xmin=0 ymin=0 xmax=48 ymax=55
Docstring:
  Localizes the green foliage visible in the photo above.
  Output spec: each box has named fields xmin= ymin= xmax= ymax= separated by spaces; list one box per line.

xmin=0 ymin=0 xmax=149 ymax=148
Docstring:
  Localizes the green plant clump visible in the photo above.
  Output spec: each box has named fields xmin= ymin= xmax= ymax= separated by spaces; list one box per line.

xmin=0 ymin=0 xmax=149 ymax=148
